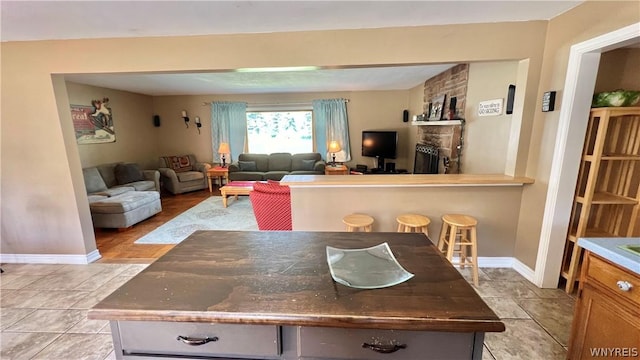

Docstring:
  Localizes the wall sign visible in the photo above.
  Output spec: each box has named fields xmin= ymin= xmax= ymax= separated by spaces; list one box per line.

xmin=71 ymin=97 xmax=116 ymax=144
xmin=542 ymin=91 xmax=556 ymax=112
xmin=478 ymin=99 xmax=503 ymax=117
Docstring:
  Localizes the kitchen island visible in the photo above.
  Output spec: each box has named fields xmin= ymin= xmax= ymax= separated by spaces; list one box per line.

xmin=89 ymin=230 xmax=505 ymax=359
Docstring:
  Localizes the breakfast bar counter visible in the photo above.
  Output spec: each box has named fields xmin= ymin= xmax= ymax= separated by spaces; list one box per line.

xmin=280 ymin=174 xmax=534 ymax=259
xmin=89 ymin=230 xmax=504 ymax=359
xmin=281 ymin=173 xmax=534 ymax=187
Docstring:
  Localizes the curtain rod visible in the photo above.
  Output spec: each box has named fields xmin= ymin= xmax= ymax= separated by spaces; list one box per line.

xmin=201 ymin=99 xmax=349 ymax=106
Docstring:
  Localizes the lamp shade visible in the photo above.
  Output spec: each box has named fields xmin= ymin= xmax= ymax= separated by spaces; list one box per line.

xmin=328 ymin=141 xmax=341 ymax=153
xmin=218 ymin=142 xmax=230 ymax=154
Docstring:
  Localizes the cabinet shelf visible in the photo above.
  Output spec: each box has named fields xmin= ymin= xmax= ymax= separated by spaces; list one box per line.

xmin=562 ymin=107 xmax=640 ymax=294
xmin=584 ymin=154 xmax=640 ymax=161
xmin=575 ymin=192 xmax=638 ymax=205
xmin=567 ymin=228 xmax=619 ymax=243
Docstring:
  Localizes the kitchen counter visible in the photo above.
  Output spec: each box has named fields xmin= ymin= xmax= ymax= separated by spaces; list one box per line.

xmin=577 ymin=237 xmax=640 ymax=275
xmin=89 ymin=230 xmax=504 ymax=359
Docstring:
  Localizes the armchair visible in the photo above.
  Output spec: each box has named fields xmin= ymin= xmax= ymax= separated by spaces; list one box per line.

xmin=158 ymin=154 xmax=211 ymax=194
xmin=249 ymin=181 xmax=292 ymax=231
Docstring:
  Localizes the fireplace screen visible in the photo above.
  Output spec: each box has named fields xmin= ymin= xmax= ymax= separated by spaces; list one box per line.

xmin=414 ymin=144 xmax=439 ymax=174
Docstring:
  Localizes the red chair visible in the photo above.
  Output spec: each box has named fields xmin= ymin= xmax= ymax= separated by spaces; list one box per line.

xmin=249 ymin=181 xmax=292 ymax=230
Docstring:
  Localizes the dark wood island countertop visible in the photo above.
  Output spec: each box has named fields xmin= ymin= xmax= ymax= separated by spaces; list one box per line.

xmin=89 ymin=231 xmax=505 ymax=333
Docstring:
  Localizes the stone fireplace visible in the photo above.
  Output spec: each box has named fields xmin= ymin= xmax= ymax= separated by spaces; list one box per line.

xmin=414 ymin=63 xmax=468 ymax=174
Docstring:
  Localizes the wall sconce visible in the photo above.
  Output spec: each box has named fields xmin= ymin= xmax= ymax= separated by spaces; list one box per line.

xmin=195 ymin=116 xmax=202 ymax=134
xmin=181 ymin=110 xmax=190 ymax=128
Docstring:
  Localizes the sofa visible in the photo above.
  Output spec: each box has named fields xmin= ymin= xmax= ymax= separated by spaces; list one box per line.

xmin=83 ymin=162 xmax=162 ymax=228
xmin=228 ymin=153 xmax=325 ymax=181
xmin=158 ymin=154 xmax=211 ymax=194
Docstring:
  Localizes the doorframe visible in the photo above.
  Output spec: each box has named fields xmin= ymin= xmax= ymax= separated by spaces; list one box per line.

xmin=534 ymin=22 xmax=640 ymax=288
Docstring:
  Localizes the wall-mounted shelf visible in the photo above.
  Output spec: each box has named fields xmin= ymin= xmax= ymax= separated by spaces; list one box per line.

xmin=411 ymin=120 xmax=463 ymax=126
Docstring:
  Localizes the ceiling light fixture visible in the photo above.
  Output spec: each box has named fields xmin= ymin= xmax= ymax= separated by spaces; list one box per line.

xmin=235 ymin=66 xmax=319 ymax=73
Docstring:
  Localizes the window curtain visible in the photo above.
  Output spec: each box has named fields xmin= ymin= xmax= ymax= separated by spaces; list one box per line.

xmin=211 ymin=101 xmax=247 ymax=162
xmin=312 ymin=99 xmax=351 ymax=162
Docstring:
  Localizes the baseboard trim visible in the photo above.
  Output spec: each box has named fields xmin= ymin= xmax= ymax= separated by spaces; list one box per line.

xmin=450 ymin=256 xmax=514 ymax=268
xmin=0 ymin=252 xmax=536 ymax=282
xmin=512 ymin=258 xmax=536 ymax=283
xmin=451 ymin=256 xmax=536 ymax=282
xmin=0 ymin=250 xmax=102 ymax=264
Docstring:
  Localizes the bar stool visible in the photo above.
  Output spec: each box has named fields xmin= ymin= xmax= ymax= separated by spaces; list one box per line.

xmin=396 ymin=214 xmax=430 ymax=235
xmin=342 ymin=214 xmax=374 ymax=232
xmin=438 ymin=214 xmax=479 ymax=286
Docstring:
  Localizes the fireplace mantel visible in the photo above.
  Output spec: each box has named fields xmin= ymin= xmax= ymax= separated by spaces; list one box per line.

xmin=411 ymin=120 xmax=463 ymax=126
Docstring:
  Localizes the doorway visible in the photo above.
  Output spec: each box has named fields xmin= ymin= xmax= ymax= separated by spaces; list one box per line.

xmin=535 ymin=23 xmax=640 ymax=288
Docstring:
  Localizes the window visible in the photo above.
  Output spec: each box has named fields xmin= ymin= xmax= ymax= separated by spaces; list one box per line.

xmin=246 ymin=111 xmax=313 ymax=154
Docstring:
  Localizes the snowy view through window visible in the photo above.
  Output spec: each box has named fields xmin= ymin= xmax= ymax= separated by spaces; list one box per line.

xmin=247 ymin=111 xmax=313 ymax=154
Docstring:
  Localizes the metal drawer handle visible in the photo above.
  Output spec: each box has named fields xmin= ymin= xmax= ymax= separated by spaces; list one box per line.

xmin=617 ymin=280 xmax=633 ymax=292
xmin=176 ymin=335 xmax=219 ymax=346
xmin=362 ymin=342 xmax=407 ymax=354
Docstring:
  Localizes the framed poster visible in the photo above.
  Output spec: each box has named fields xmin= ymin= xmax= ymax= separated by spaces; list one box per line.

xmin=428 ymin=94 xmax=446 ymax=121
xmin=71 ymin=98 xmax=115 ymax=144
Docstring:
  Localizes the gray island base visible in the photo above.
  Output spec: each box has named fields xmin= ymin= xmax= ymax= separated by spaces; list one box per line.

xmin=89 ymin=231 xmax=505 ymax=359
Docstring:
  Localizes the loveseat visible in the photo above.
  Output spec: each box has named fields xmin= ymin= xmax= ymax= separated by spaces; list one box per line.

xmin=228 ymin=153 xmax=325 ymax=181
xmin=158 ymin=154 xmax=211 ymax=194
xmin=83 ymin=162 xmax=162 ymax=228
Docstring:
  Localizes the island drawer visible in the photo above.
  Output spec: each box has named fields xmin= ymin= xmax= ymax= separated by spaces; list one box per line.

xmin=585 ymin=254 xmax=640 ymax=306
xmin=117 ymin=321 xmax=280 ymax=358
xmin=297 ymin=327 xmax=476 ymax=359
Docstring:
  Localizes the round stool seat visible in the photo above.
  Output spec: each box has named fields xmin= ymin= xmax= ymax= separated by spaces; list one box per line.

xmin=396 ymin=214 xmax=430 ymax=234
xmin=442 ymin=214 xmax=477 ymax=227
xmin=343 ymin=213 xmax=374 ymax=232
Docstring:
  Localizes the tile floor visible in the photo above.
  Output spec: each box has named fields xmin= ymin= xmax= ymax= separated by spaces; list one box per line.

xmin=0 ymin=263 xmax=575 ymax=360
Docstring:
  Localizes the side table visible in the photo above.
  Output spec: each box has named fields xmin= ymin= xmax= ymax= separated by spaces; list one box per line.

xmin=324 ymin=164 xmax=348 ymax=175
xmin=207 ymin=166 xmax=229 ymax=192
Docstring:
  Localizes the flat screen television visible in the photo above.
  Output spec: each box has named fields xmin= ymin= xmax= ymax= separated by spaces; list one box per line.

xmin=362 ymin=130 xmax=398 ymax=169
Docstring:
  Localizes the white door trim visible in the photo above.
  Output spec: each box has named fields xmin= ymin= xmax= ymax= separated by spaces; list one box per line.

xmin=535 ymin=23 xmax=640 ymax=287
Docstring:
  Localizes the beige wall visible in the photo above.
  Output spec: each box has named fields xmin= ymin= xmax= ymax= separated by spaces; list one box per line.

xmin=66 ymin=82 xmax=159 ymax=170
xmin=1 ymin=8 xmax=635 ymax=267
xmin=464 ymin=61 xmax=519 ymax=174
xmin=407 ymin=83 xmax=426 ymax=170
xmin=514 ymin=1 xmax=640 ymax=268
xmin=594 ymin=48 xmax=640 ymax=93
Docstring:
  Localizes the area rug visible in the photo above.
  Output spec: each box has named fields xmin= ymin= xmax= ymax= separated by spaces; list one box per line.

xmin=134 ymin=196 xmax=258 ymax=244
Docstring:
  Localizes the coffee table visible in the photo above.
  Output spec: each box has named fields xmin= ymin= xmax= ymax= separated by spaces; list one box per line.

xmin=220 ymin=181 xmax=255 ymax=207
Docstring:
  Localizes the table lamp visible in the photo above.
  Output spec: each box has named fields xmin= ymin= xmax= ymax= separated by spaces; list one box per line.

xmin=328 ymin=141 xmax=341 ymax=167
xmin=218 ymin=142 xmax=230 ymax=168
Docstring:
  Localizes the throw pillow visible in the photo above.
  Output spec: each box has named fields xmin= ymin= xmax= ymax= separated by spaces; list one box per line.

xmin=83 ymin=167 xmax=108 ymax=193
xmin=301 ymin=159 xmax=316 ymax=171
xmin=114 ymin=163 xmax=145 ymax=185
xmin=238 ymin=160 xmax=257 ymax=171
xmin=162 ymin=155 xmax=192 ymax=173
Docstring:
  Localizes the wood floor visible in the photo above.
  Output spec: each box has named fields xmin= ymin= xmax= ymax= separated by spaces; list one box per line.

xmin=95 ymin=187 xmax=220 ymax=263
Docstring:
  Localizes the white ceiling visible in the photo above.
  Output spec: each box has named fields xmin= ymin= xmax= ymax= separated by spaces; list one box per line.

xmin=1 ymin=1 xmax=584 ymax=95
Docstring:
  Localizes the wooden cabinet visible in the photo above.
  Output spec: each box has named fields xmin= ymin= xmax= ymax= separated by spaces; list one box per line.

xmin=567 ymin=250 xmax=640 ymax=359
xmin=561 ymin=107 xmax=640 ymax=293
